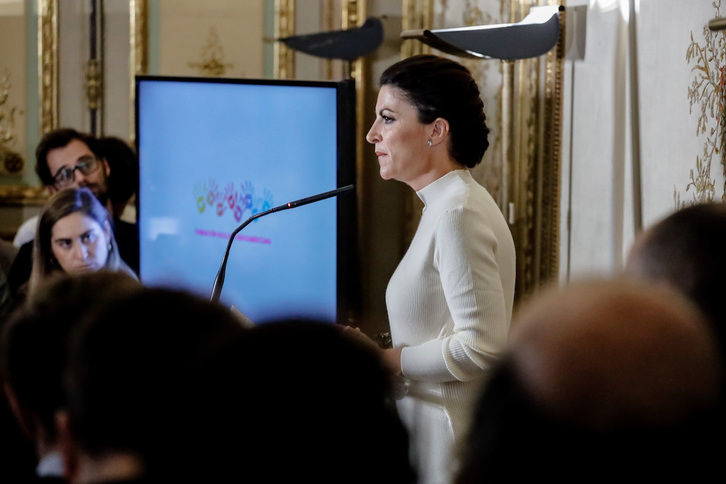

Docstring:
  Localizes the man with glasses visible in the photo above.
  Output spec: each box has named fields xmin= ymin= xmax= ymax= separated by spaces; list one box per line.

xmin=13 ymin=129 xmax=111 ymax=248
xmin=5 ymin=129 xmax=139 ymax=303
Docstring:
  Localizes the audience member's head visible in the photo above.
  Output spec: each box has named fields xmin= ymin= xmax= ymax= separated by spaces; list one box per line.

xmin=59 ymin=292 xmax=414 ymax=483
xmin=0 ymin=271 xmax=141 ymax=477
xmin=98 ymin=136 xmax=138 ymax=219
xmin=35 ymin=128 xmax=110 ymax=204
xmin=625 ymin=202 xmax=726 ymax=353
xmin=29 ymin=187 xmax=134 ymax=299
xmin=455 ymin=279 xmax=723 ymax=482
xmin=58 ymin=287 xmax=250 ymax=483
xmin=213 ymin=319 xmax=415 ymax=483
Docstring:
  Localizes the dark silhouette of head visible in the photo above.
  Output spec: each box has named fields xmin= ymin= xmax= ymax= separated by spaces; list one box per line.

xmin=98 ymin=136 xmax=138 ymax=217
xmin=625 ymin=202 xmax=726 ymax=356
xmin=216 ymin=319 xmax=415 ymax=483
xmin=1 ymin=271 xmax=141 ymax=453
xmin=62 ymin=299 xmax=414 ymax=483
xmin=455 ymin=279 xmax=723 ymax=482
xmin=60 ymin=287 xmax=250 ymax=481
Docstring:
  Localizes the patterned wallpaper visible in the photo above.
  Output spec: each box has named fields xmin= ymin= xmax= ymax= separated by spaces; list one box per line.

xmin=564 ymin=0 xmax=726 ymax=278
xmin=681 ymin=0 xmax=725 ymax=207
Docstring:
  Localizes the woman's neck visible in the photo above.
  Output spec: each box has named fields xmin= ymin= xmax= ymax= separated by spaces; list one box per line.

xmin=408 ymin=157 xmax=465 ymax=192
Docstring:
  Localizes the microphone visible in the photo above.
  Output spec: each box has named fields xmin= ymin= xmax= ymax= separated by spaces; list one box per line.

xmin=209 ymin=184 xmax=354 ymax=303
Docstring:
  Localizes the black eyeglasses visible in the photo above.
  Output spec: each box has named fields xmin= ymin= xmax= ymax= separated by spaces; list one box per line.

xmin=52 ymin=156 xmax=101 ymax=188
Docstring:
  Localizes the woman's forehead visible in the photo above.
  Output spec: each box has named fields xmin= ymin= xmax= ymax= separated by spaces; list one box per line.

xmin=52 ymin=212 xmax=103 ymax=237
xmin=376 ymin=85 xmax=415 ymax=112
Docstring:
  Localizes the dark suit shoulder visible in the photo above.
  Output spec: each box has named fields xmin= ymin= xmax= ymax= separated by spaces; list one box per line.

xmin=112 ymin=218 xmax=139 ymax=275
xmin=6 ymin=241 xmax=32 ymax=295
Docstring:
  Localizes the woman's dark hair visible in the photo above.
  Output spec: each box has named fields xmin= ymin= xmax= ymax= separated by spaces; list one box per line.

xmin=380 ymin=54 xmax=490 ymax=168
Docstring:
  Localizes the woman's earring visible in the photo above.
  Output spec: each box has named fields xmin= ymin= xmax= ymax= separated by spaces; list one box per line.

xmin=108 ymin=242 xmax=113 ymax=252
xmin=427 ymin=140 xmax=433 ymax=147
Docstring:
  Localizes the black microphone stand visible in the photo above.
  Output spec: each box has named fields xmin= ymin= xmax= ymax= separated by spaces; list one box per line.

xmin=209 ymin=184 xmax=354 ymax=303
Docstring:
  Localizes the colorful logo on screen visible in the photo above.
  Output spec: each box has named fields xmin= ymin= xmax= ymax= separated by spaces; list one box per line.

xmin=194 ymin=179 xmax=274 ymax=223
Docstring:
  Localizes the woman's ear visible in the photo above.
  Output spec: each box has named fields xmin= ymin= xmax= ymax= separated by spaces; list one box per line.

xmin=102 ymin=157 xmax=111 ymax=178
xmin=103 ymin=220 xmax=112 ymax=244
xmin=429 ymin=118 xmax=450 ymax=146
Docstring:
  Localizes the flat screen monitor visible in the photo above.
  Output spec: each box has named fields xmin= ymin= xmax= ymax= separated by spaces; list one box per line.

xmin=135 ymin=75 xmax=357 ymax=324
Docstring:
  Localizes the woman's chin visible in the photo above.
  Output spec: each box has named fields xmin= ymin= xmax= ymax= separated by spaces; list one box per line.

xmin=69 ymin=264 xmax=101 ymax=274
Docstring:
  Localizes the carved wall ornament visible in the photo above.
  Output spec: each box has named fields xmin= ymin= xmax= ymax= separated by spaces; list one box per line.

xmin=679 ymin=0 xmax=725 ymax=207
xmin=86 ymin=58 xmax=102 ymax=110
xmin=0 ymin=68 xmax=25 ymax=175
xmin=0 ymin=69 xmax=21 ymax=146
xmin=188 ymin=27 xmax=234 ymax=77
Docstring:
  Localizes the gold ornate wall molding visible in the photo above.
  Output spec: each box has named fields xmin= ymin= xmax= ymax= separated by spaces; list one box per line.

xmin=38 ymin=0 xmax=58 ymax=135
xmin=274 ymin=0 xmax=295 ymax=79
xmin=342 ymin=0 xmax=367 ymax=242
xmin=129 ymin=0 xmax=147 ymax=138
xmin=0 ymin=185 xmax=46 ymax=203
xmin=0 ymin=1 xmax=53 ymax=213
xmin=537 ymin=5 xmax=564 ymax=290
xmin=131 ymin=0 xmax=148 ymax=75
xmin=505 ymin=0 xmax=564 ymax=301
xmin=0 ymin=69 xmax=25 ymax=175
xmin=402 ymin=0 xmax=433 ymax=58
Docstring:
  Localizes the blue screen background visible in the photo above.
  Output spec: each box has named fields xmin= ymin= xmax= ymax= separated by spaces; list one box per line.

xmin=137 ymin=79 xmax=339 ymax=323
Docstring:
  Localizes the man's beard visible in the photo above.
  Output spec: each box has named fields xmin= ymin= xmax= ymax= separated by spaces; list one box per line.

xmin=83 ymin=182 xmax=109 ymax=206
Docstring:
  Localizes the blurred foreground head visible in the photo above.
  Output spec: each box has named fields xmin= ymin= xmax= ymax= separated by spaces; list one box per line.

xmin=0 ymin=271 xmax=141 ymax=479
xmin=456 ymin=279 xmax=723 ymax=482
xmin=60 ymin=286 xmax=250 ymax=482
xmin=209 ymin=319 xmax=415 ymax=483
xmin=62 ymin=291 xmax=413 ymax=483
xmin=625 ymin=202 xmax=726 ymax=353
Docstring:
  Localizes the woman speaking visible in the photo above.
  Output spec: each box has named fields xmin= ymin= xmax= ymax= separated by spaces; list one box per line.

xmin=363 ymin=55 xmax=516 ymax=483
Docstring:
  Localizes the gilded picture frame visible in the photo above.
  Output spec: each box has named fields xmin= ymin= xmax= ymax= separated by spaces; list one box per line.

xmin=0 ymin=0 xmax=55 ymax=239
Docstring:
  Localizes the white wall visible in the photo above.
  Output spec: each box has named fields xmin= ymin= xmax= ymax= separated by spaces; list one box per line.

xmin=559 ymin=0 xmax=725 ymax=283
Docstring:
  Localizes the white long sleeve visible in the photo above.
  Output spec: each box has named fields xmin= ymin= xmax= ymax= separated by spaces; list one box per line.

xmin=386 ymin=169 xmax=515 ymax=483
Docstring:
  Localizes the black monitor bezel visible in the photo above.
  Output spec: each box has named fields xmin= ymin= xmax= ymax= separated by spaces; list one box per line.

xmin=134 ymin=74 xmax=358 ymax=324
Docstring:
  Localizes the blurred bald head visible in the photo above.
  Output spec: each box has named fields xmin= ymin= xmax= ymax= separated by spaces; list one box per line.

xmin=510 ymin=279 xmax=720 ymax=429
xmin=455 ymin=279 xmax=723 ymax=482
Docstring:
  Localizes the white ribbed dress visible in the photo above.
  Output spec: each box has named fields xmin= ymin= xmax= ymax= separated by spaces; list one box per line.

xmin=386 ymin=169 xmax=516 ymax=484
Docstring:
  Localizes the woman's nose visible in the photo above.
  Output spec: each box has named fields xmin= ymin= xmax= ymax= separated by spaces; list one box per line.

xmin=74 ymin=243 xmax=88 ymax=260
xmin=366 ymin=122 xmax=380 ymax=144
